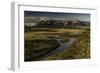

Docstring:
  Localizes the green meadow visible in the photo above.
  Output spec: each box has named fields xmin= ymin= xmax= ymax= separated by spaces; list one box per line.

xmin=24 ymin=28 xmax=90 ymax=61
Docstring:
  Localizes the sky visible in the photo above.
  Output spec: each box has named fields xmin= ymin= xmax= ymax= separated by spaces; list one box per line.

xmin=24 ymin=11 xmax=90 ymax=21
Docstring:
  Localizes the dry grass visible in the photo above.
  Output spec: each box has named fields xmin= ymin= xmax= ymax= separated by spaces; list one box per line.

xmin=43 ymin=28 xmax=90 ymax=60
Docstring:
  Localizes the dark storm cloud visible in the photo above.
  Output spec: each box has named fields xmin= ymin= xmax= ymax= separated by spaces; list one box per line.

xmin=24 ymin=11 xmax=90 ymax=21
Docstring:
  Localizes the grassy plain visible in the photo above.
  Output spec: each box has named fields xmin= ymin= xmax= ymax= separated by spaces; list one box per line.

xmin=24 ymin=28 xmax=90 ymax=61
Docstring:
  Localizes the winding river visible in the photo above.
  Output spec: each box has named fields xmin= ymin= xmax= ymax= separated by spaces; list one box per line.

xmin=44 ymin=38 xmax=76 ymax=57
